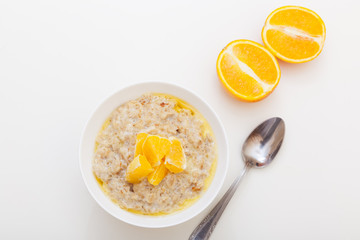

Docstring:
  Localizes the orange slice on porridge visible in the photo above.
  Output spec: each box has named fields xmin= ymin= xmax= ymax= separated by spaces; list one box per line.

xmin=142 ymin=135 xmax=171 ymax=167
xmin=134 ymin=133 xmax=149 ymax=157
xmin=262 ymin=6 xmax=326 ymax=63
xmin=165 ymin=137 xmax=186 ymax=173
xmin=217 ymin=39 xmax=280 ymax=102
xmin=159 ymin=137 xmax=171 ymax=160
xmin=125 ymin=155 xmax=154 ymax=184
xmin=148 ymin=163 xmax=168 ymax=186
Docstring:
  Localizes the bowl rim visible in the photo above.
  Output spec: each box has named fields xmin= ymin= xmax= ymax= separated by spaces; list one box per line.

xmin=79 ymin=81 xmax=229 ymax=228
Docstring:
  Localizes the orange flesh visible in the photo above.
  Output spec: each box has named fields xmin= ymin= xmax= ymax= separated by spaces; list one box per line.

xmin=134 ymin=133 xmax=149 ymax=157
xmin=231 ymin=44 xmax=279 ymax=84
xmin=165 ymin=137 xmax=186 ymax=173
xmin=219 ymin=53 xmax=264 ymax=97
xmin=125 ymin=155 xmax=154 ymax=184
xmin=268 ymin=8 xmax=324 ymax=36
xmin=266 ymin=29 xmax=320 ymax=59
xmin=147 ymin=163 xmax=168 ymax=186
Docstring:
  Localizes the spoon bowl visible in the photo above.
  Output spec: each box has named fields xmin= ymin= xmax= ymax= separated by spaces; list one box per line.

xmin=242 ymin=117 xmax=285 ymax=168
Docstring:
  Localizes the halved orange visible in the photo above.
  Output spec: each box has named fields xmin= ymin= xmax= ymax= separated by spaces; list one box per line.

xmin=217 ymin=39 xmax=280 ymax=102
xmin=165 ymin=137 xmax=186 ymax=173
xmin=134 ymin=133 xmax=149 ymax=157
xmin=142 ymin=135 xmax=171 ymax=167
xmin=147 ymin=163 xmax=168 ymax=186
xmin=262 ymin=6 xmax=326 ymax=63
xmin=125 ymin=155 xmax=154 ymax=184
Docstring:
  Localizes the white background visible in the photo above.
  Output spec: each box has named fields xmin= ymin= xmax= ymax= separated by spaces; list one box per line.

xmin=1 ymin=0 xmax=360 ymax=239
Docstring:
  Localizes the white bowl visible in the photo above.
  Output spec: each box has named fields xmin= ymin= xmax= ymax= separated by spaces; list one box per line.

xmin=79 ymin=81 xmax=228 ymax=228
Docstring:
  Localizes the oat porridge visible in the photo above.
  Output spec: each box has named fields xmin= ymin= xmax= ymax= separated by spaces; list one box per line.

xmin=92 ymin=93 xmax=217 ymax=214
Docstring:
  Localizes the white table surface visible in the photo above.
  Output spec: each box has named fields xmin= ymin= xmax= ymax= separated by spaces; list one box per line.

xmin=1 ymin=0 xmax=360 ymax=239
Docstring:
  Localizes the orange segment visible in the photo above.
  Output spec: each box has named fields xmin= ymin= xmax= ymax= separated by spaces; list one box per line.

xmin=165 ymin=137 xmax=186 ymax=173
xmin=262 ymin=6 xmax=326 ymax=63
xmin=216 ymin=40 xmax=280 ymax=102
xmin=147 ymin=163 xmax=168 ymax=186
xmin=142 ymin=135 xmax=170 ymax=167
xmin=125 ymin=155 xmax=154 ymax=184
xmin=134 ymin=133 xmax=149 ymax=157
xmin=159 ymin=137 xmax=171 ymax=160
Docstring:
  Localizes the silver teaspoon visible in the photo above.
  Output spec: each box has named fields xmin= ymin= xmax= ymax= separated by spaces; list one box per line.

xmin=189 ymin=117 xmax=285 ymax=240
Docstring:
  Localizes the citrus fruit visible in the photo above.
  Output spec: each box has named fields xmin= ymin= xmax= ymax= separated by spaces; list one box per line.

xmin=134 ymin=133 xmax=149 ymax=157
xmin=262 ymin=6 xmax=326 ymax=63
xmin=125 ymin=155 xmax=154 ymax=184
xmin=165 ymin=137 xmax=186 ymax=173
xmin=159 ymin=137 xmax=171 ymax=160
xmin=142 ymin=135 xmax=171 ymax=167
xmin=147 ymin=163 xmax=168 ymax=186
xmin=217 ymin=39 xmax=280 ymax=102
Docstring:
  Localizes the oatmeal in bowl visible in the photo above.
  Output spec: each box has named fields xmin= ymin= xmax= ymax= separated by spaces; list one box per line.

xmin=80 ymin=82 xmax=228 ymax=227
xmin=93 ymin=93 xmax=217 ymax=215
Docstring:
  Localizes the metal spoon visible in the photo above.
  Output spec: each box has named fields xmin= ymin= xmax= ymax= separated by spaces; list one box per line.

xmin=189 ymin=117 xmax=285 ymax=240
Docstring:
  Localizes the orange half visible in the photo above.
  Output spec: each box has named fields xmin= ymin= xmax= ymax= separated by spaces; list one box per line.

xmin=217 ymin=39 xmax=280 ymax=102
xmin=262 ymin=6 xmax=326 ymax=63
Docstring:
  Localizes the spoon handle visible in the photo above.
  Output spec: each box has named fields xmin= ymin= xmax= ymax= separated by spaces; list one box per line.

xmin=189 ymin=165 xmax=249 ymax=240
